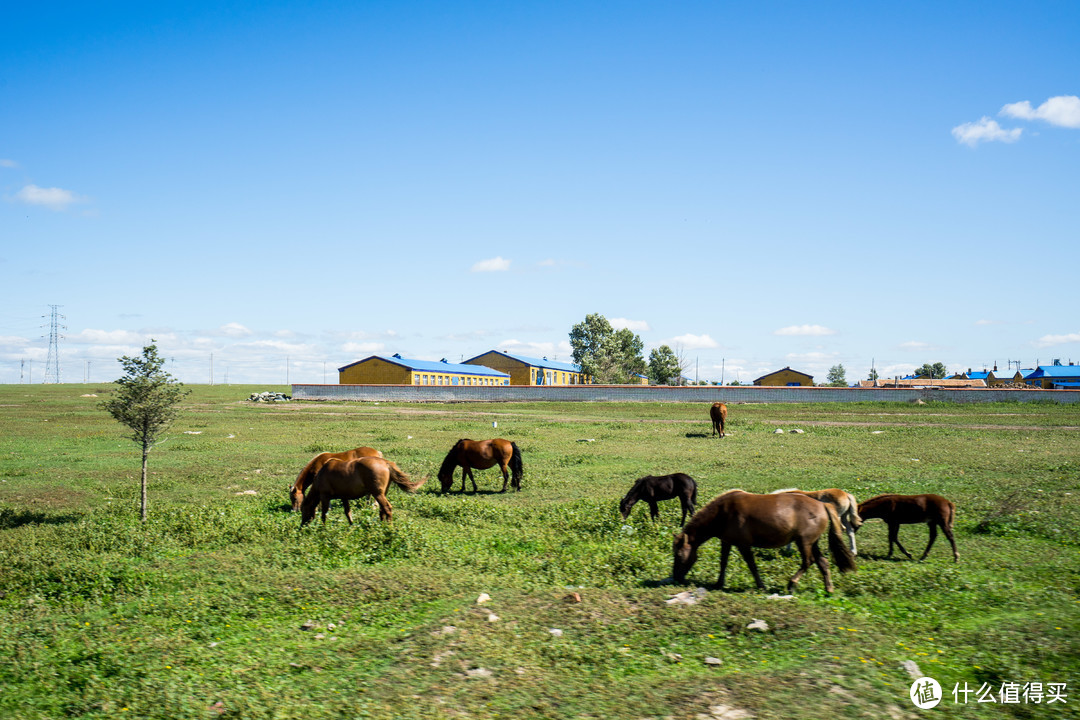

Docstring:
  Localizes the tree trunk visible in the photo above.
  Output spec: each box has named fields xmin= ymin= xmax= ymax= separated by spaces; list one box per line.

xmin=140 ymin=442 xmax=149 ymax=522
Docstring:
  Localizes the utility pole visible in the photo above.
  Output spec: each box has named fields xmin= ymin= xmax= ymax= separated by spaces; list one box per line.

xmin=42 ymin=305 xmax=66 ymax=383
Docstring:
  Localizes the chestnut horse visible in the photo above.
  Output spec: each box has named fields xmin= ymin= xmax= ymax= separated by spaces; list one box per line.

xmin=438 ymin=438 xmax=523 ymax=493
xmin=290 ymin=446 xmax=383 ymax=511
xmin=857 ymin=493 xmax=958 ymax=562
xmin=771 ymin=488 xmax=863 ymax=554
xmin=620 ymin=473 xmax=698 ymax=525
xmin=672 ymin=489 xmax=856 ymax=593
xmin=710 ymin=402 xmax=727 ymax=438
xmin=300 ymin=456 xmax=425 ymax=526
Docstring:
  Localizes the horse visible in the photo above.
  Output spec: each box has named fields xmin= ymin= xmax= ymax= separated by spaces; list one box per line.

xmin=770 ymin=488 xmax=863 ymax=555
xmin=672 ymin=489 xmax=856 ymax=593
xmin=300 ymin=456 xmax=425 ymax=526
xmin=857 ymin=494 xmax=958 ymax=562
xmin=289 ymin=446 xmax=383 ymax=511
xmin=437 ymin=438 xmax=523 ymax=493
xmin=619 ymin=473 xmax=698 ymax=525
xmin=710 ymin=402 xmax=727 ymax=438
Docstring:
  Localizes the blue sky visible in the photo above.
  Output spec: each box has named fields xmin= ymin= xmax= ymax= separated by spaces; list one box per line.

xmin=2 ymin=1 xmax=1078 ymax=385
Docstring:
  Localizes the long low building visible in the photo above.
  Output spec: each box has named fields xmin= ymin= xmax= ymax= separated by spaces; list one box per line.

xmin=338 ymin=354 xmax=510 ymax=386
xmin=464 ymin=350 xmax=589 ymax=386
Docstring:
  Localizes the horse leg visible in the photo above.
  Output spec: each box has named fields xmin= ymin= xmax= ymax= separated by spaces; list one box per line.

xmin=787 ymin=539 xmax=814 ymax=593
xmin=811 ymin=541 xmax=834 ymax=593
xmin=920 ymin=522 xmax=938 ymax=561
xmin=648 ymin=500 xmax=660 ymax=521
xmin=845 ymin=518 xmax=858 ymax=556
xmin=499 ymin=463 xmax=509 ymax=493
xmin=942 ymin=521 xmax=959 ymax=562
xmin=736 ymin=544 xmax=767 ymax=590
xmin=374 ymin=494 xmax=392 ymax=522
xmin=342 ymin=498 xmax=354 ymax=525
xmin=889 ymin=523 xmax=914 ymax=560
xmin=680 ymin=495 xmax=693 ymax=525
xmin=319 ymin=497 xmax=331 ymax=525
xmin=717 ymin=542 xmax=732 ymax=589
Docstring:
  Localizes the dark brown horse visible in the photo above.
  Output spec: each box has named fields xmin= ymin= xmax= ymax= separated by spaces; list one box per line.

xmin=857 ymin=494 xmax=958 ymax=562
xmin=290 ymin=446 xmax=383 ymax=511
xmin=710 ymin=402 xmax=727 ymax=438
xmin=300 ymin=456 xmax=425 ymax=526
xmin=672 ymin=489 xmax=856 ymax=593
xmin=619 ymin=473 xmax=698 ymax=525
xmin=437 ymin=438 xmax=523 ymax=493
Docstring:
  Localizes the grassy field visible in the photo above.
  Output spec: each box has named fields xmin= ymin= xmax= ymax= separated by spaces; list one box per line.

xmin=0 ymin=384 xmax=1077 ymax=719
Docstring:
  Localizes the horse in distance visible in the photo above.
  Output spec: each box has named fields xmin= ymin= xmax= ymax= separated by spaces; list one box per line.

xmin=437 ymin=438 xmax=523 ymax=493
xmin=300 ymin=456 xmax=425 ymax=526
xmin=857 ymin=493 xmax=958 ymax=562
xmin=710 ymin=402 xmax=727 ymax=438
xmin=771 ymin=487 xmax=863 ymax=555
xmin=672 ymin=489 xmax=856 ymax=593
xmin=290 ymin=446 xmax=383 ymax=511
xmin=619 ymin=473 xmax=698 ymax=525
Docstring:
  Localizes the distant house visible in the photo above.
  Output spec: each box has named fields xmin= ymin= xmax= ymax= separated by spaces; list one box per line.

xmin=877 ymin=377 xmax=987 ymax=389
xmin=753 ymin=367 xmax=814 ymax=387
xmin=338 ymin=354 xmax=510 ymax=386
xmin=463 ymin=350 xmax=589 ymax=386
xmin=1023 ymin=363 xmax=1080 ymax=389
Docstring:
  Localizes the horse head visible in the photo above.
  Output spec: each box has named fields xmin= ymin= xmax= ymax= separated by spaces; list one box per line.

xmin=289 ymin=485 xmax=304 ymax=512
xmin=618 ymin=493 xmax=636 ymax=520
xmin=671 ymin=532 xmax=698 ymax=583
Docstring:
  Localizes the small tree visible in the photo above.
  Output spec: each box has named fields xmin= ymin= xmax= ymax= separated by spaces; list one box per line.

xmin=827 ymin=364 xmax=847 ymax=387
xmin=648 ymin=345 xmax=681 ymax=385
xmin=569 ymin=313 xmax=646 ymax=384
xmin=101 ymin=342 xmax=189 ymax=522
xmin=913 ymin=362 xmax=948 ymax=379
xmin=867 ymin=367 xmax=879 ymax=382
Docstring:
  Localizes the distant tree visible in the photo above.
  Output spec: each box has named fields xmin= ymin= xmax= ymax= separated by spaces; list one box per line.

xmin=867 ymin=367 xmax=879 ymax=382
xmin=827 ymin=364 xmax=848 ymax=387
xmin=569 ymin=313 xmax=646 ymax=384
xmin=101 ymin=342 xmax=189 ymax=522
xmin=913 ymin=362 xmax=948 ymax=379
xmin=648 ymin=345 xmax=681 ymax=385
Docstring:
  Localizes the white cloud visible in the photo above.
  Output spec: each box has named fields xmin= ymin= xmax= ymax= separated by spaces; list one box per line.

xmin=496 ymin=338 xmax=571 ymax=359
xmin=610 ymin=318 xmax=650 ymax=332
xmin=664 ymin=333 xmax=718 ymax=350
xmin=14 ymin=184 xmax=88 ymax=211
xmin=218 ymin=322 xmax=253 ymax=338
xmin=1001 ymin=95 xmax=1080 ymax=129
xmin=69 ymin=329 xmax=152 ymax=345
xmin=0 ymin=159 xmax=17 ymax=168
xmin=899 ymin=340 xmax=932 ymax=350
xmin=1035 ymin=332 xmax=1080 ymax=348
xmin=951 ymin=117 xmax=1022 ymax=147
xmin=786 ymin=351 xmax=837 ymax=361
xmin=774 ymin=324 xmax=836 ymax=337
xmin=471 ymin=256 xmax=511 ymax=272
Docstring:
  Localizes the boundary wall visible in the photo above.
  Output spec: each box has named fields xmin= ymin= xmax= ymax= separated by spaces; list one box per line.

xmin=291 ymin=384 xmax=1080 ymax=405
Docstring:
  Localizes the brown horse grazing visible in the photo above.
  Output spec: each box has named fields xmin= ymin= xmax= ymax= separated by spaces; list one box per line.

xmin=438 ymin=439 xmax=523 ymax=493
xmin=289 ymin=446 xmax=383 ymax=511
xmin=771 ymin=488 xmax=863 ymax=555
xmin=300 ymin=456 xmax=425 ymax=526
xmin=620 ymin=473 xmax=698 ymax=525
xmin=857 ymin=494 xmax=958 ymax=562
xmin=672 ymin=489 xmax=856 ymax=593
xmin=710 ymin=402 xmax=728 ymax=438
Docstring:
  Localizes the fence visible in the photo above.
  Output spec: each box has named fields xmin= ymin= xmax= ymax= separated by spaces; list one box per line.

xmin=291 ymin=384 xmax=1080 ymax=404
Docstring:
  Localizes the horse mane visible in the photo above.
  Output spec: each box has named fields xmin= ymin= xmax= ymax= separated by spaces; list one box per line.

xmin=770 ymin=487 xmax=799 ymax=494
xmin=681 ymin=489 xmax=745 ymax=534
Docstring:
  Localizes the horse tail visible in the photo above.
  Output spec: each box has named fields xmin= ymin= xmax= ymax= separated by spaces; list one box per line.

xmin=824 ymin=503 xmax=857 ymax=573
xmin=509 ymin=442 xmax=523 ymax=484
xmin=387 ymin=461 xmax=425 ymax=493
xmin=846 ymin=492 xmax=863 ymax=528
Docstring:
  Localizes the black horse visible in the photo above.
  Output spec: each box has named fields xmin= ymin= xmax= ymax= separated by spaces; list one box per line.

xmin=619 ymin=473 xmax=698 ymax=525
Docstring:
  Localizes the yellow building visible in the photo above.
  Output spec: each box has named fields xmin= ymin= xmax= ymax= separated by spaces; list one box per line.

xmin=338 ymin=354 xmax=510 ymax=386
xmin=464 ymin=351 xmax=589 ymax=386
xmin=752 ymin=367 xmax=815 ymax=386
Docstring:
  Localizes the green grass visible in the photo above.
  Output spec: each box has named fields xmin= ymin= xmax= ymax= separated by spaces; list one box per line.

xmin=0 ymin=385 xmax=1077 ymax=718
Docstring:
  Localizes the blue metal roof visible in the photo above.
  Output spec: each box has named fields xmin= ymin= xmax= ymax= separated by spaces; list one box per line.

xmin=466 ymin=350 xmax=583 ymax=373
xmin=1025 ymin=365 xmax=1080 ymax=379
xmin=967 ymin=371 xmax=991 ymax=380
xmin=339 ymin=354 xmax=509 ymax=377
